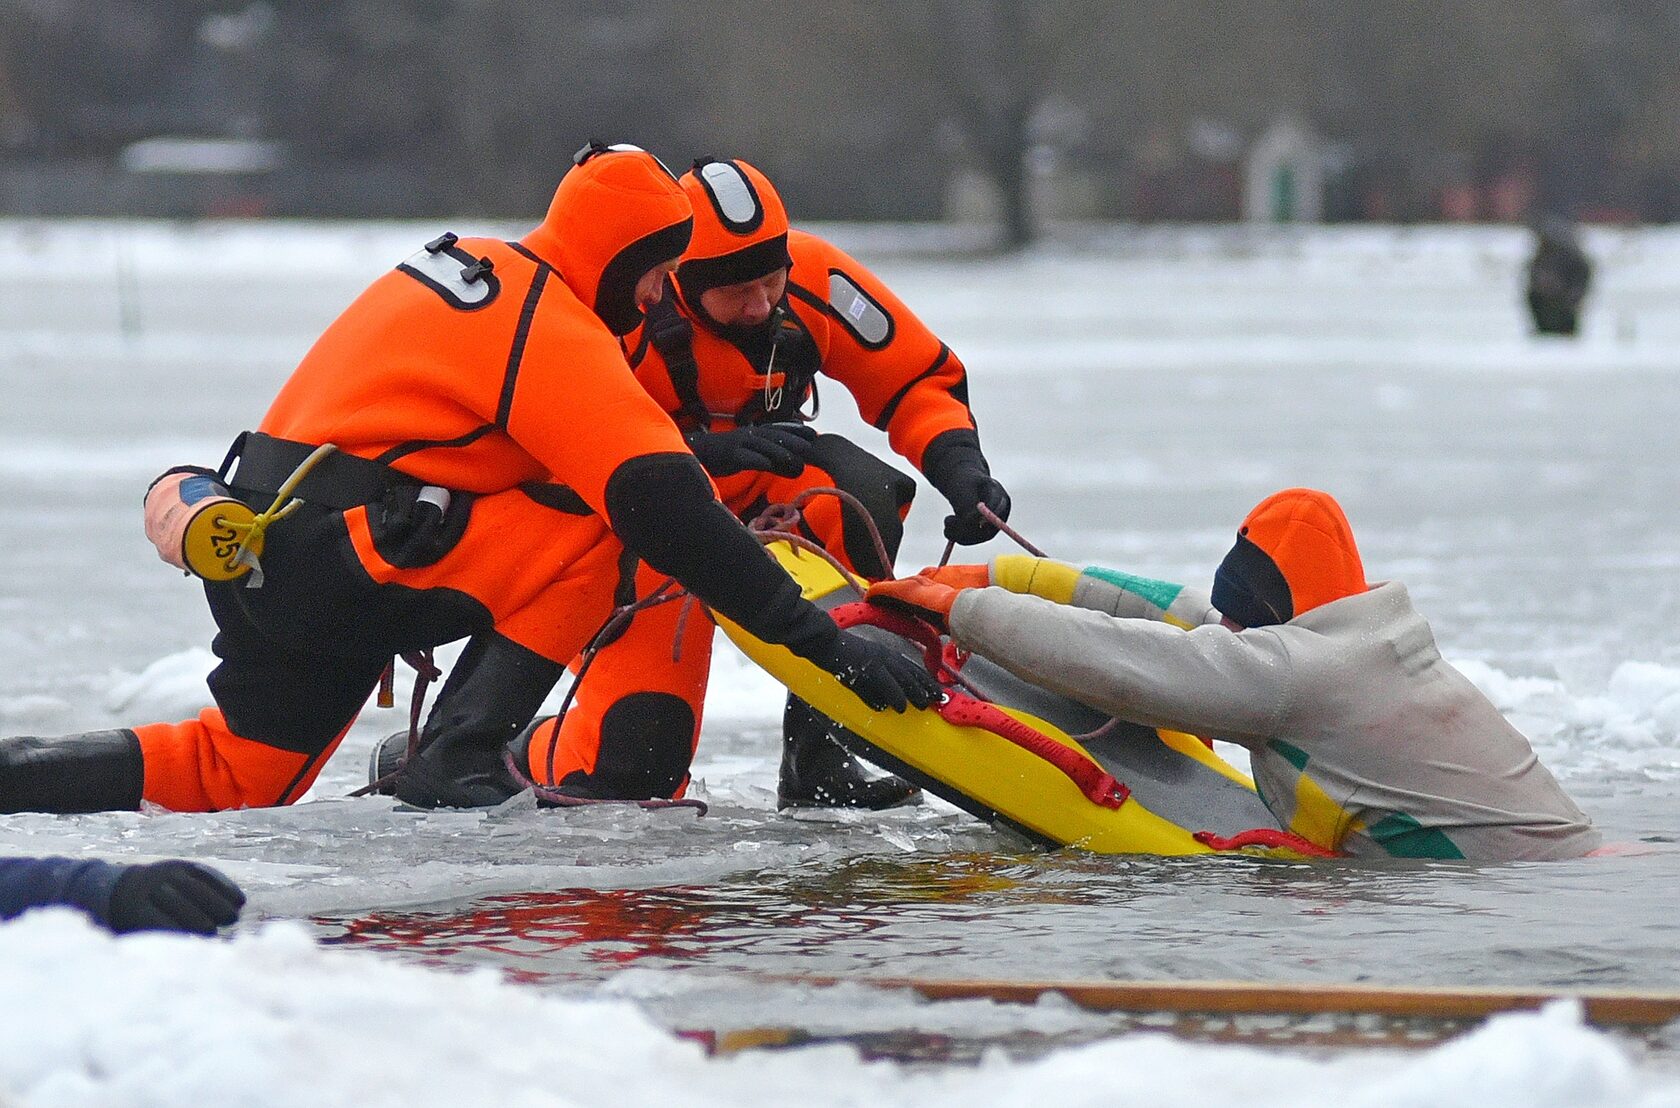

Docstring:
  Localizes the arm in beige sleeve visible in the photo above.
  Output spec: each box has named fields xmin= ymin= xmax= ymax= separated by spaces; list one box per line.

xmin=989 ymin=555 xmax=1220 ymax=628
xmin=950 ymin=587 xmax=1290 ymax=744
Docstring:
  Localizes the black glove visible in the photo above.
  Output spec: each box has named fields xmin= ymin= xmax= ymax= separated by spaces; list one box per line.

xmin=104 ymin=860 xmax=246 ymax=935
xmin=800 ymin=629 xmax=941 ymax=713
xmin=923 ymin=431 xmax=1011 ymax=545
xmin=685 ymin=424 xmax=817 ymax=479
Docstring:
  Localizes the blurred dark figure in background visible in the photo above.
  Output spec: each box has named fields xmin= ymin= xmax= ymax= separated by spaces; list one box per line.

xmin=1525 ymin=218 xmax=1592 ymax=337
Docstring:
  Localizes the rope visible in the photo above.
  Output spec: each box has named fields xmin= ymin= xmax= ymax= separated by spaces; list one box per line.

xmin=977 ymin=502 xmax=1046 ymax=558
xmin=350 ymin=648 xmax=441 ymax=798
xmin=746 ymin=486 xmax=892 ymax=586
xmin=750 ymin=527 xmax=867 ymax=598
xmin=938 ymin=503 xmax=1042 ymax=567
xmin=512 ymin=602 xmax=710 ymax=815
xmin=672 ymin=595 xmax=702 ymax=662
xmin=538 ymin=581 xmax=684 ymax=789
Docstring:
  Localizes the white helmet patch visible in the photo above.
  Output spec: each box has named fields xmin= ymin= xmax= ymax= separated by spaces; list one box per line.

xmin=698 ymin=160 xmax=763 ymax=233
xmin=572 ymin=140 xmax=676 ymax=179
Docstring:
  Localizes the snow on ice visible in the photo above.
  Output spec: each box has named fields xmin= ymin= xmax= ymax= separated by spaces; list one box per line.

xmin=2 ymin=912 xmax=1677 ymax=1108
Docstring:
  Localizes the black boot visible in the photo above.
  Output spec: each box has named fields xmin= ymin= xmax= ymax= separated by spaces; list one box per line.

xmin=367 ymin=728 xmax=407 ymax=793
xmin=391 ymin=633 xmax=564 ymax=809
xmin=0 ymin=729 xmax=145 ymax=814
xmin=777 ymin=696 xmax=920 ymax=811
xmin=369 ymin=718 xmax=538 ymax=794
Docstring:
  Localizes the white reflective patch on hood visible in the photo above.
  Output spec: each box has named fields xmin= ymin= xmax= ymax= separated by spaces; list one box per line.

xmin=606 ymin=143 xmax=676 ymax=179
xmin=699 ymin=161 xmax=760 ymax=227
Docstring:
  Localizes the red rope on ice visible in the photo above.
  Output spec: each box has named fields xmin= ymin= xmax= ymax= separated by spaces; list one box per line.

xmin=351 ymin=648 xmax=442 ymax=798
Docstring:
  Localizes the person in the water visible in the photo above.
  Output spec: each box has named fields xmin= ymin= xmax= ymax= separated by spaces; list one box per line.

xmin=868 ymin=487 xmax=1601 ymax=861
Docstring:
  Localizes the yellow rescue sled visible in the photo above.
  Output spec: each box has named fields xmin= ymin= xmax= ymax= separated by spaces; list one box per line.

xmin=718 ymin=542 xmax=1315 ymax=858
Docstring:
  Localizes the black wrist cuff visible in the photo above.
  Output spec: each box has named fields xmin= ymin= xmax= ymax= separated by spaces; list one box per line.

xmin=921 ymin=428 xmax=988 ymax=496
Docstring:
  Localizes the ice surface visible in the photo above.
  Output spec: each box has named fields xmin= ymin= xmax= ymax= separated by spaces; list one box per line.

xmin=4 ymin=219 xmax=1680 ymax=1099
xmin=1461 ymin=659 xmax=1680 ymax=781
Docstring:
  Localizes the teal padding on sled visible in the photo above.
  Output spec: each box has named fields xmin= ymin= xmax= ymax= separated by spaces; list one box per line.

xmin=1082 ymin=566 xmax=1184 ymax=613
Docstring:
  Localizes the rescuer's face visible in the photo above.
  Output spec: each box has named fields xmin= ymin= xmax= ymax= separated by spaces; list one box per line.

xmin=699 ymin=268 xmax=789 ymax=327
xmin=634 ymin=260 xmax=679 ymax=309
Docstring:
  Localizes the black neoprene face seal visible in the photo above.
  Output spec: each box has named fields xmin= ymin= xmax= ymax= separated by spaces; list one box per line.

xmin=594 ymin=217 xmax=694 ymax=336
xmin=1211 ymin=534 xmax=1294 ymax=627
xmin=676 ymin=234 xmax=792 ymax=302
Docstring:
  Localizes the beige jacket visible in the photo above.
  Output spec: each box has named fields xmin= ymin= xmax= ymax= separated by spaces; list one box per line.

xmin=948 ymin=558 xmax=1600 ymax=861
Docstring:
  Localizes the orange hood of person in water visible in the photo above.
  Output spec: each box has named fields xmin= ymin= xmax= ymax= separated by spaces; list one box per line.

xmin=1211 ymin=488 xmax=1369 ymax=627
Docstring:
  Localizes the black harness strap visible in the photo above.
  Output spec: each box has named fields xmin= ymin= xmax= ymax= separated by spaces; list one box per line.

xmin=226 ymin=432 xmax=419 ymax=510
xmin=643 ymin=290 xmax=711 ymax=431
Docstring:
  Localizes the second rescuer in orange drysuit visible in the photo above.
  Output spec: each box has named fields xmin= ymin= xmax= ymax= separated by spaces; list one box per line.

xmin=0 ymin=144 xmax=937 ymax=816
xmin=506 ymin=157 xmax=1010 ymax=809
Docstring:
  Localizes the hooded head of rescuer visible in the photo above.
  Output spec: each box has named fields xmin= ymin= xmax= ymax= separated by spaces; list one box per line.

xmin=0 ymin=142 xmax=940 ymax=817
xmin=674 ymin=156 xmax=794 ymax=337
xmin=865 ymin=487 xmax=1600 ymax=862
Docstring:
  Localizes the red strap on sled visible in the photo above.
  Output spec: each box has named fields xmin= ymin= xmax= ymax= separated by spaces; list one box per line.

xmin=830 ymin=601 xmax=947 ymax=672
xmin=830 ymin=601 xmax=1128 ymax=810
xmin=1193 ymin=828 xmax=1340 ymax=857
xmin=936 ymin=692 xmax=1129 ymax=809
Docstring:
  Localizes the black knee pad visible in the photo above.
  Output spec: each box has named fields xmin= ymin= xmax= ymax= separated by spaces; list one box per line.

xmin=560 ymin=692 xmax=695 ymax=800
xmin=804 ymin=435 xmax=917 ymax=576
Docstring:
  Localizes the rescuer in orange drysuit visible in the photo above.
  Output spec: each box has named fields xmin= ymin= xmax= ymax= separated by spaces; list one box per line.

xmin=464 ymin=157 xmax=1010 ymax=809
xmin=0 ymin=143 xmax=937 ymax=815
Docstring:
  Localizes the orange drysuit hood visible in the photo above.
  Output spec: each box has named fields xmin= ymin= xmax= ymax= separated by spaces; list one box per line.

xmin=1211 ymin=488 xmax=1369 ymax=627
xmin=673 ymin=157 xmax=793 ymax=305
xmin=522 ymin=143 xmax=694 ymax=336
